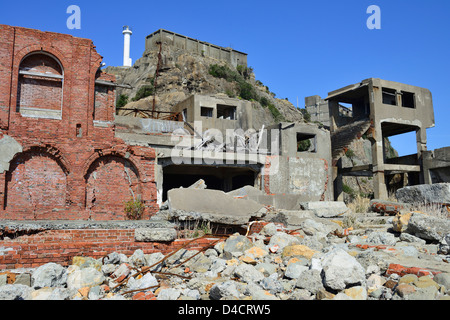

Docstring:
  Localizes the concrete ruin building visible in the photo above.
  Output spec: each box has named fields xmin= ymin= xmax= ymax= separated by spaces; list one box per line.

xmin=305 ymin=78 xmax=449 ymax=200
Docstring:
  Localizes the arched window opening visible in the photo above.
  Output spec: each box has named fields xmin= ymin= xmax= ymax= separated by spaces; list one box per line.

xmin=16 ymin=52 xmax=64 ymax=119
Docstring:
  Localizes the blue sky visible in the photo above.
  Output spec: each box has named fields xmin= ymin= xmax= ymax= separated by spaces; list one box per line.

xmin=1 ymin=0 xmax=449 ymax=156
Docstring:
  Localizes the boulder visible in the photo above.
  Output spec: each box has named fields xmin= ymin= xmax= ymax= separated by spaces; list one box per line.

xmin=405 ymin=212 xmax=450 ymax=242
xmin=300 ymin=201 xmax=350 ymax=218
xmin=396 ymin=183 xmax=450 ymax=204
xmin=210 ymin=281 xmax=240 ymax=300
xmin=295 ymin=269 xmax=324 ymax=294
xmin=234 ymin=263 xmax=265 ymax=283
xmin=267 ymin=232 xmax=300 ymax=251
xmin=223 ymin=234 xmax=253 ymax=255
xmin=67 ymin=266 xmax=105 ymax=290
xmin=320 ymin=248 xmax=366 ymax=291
xmin=32 ymin=263 xmax=67 ymax=289
xmin=0 ymin=284 xmax=32 ymax=300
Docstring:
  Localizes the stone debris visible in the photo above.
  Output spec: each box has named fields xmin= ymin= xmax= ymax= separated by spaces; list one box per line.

xmin=0 ymin=204 xmax=449 ymax=300
xmin=396 ymin=183 xmax=450 ymax=205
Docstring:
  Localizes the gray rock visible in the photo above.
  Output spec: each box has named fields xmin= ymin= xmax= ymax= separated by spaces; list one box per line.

xmin=145 ymin=252 xmax=165 ymax=271
xmin=32 ymin=263 xmax=67 ymax=289
xmin=255 ymin=262 xmax=278 ymax=277
xmin=295 ymin=269 xmax=324 ymax=294
xmin=396 ymin=183 xmax=450 ymax=204
xmin=433 ymin=273 xmax=450 ymax=294
xmin=129 ymin=249 xmax=147 ymax=268
xmin=223 ymin=234 xmax=253 ymax=255
xmin=321 ymin=248 xmax=366 ymax=291
xmin=438 ymin=234 xmax=450 ymax=255
xmin=267 ymin=231 xmax=300 ymax=251
xmin=210 ymin=281 xmax=240 ymax=300
xmin=366 ymin=231 xmax=398 ymax=246
xmin=288 ymin=288 xmax=314 ymax=300
xmin=259 ymin=273 xmax=283 ymax=294
xmin=399 ymin=232 xmax=426 ymax=245
xmin=14 ymin=273 xmax=31 ymax=287
xmin=407 ymin=286 xmax=439 ymax=300
xmin=157 ymin=288 xmax=181 ymax=300
xmin=300 ymin=201 xmax=350 ymax=218
xmin=48 ymin=287 xmax=77 ymax=300
xmin=300 ymin=219 xmax=333 ymax=238
xmin=0 ymin=274 xmax=7 ymax=286
xmin=406 ymin=212 xmax=450 ymax=242
xmin=245 ymin=282 xmax=279 ymax=300
xmin=234 ymin=263 xmax=265 ymax=283
xmin=0 ymin=284 xmax=32 ymax=300
xmin=135 ymin=228 xmax=177 ymax=242
xmin=284 ymin=263 xmax=308 ymax=280
xmin=127 ymin=273 xmax=158 ymax=291
xmin=66 ymin=266 xmax=105 ymax=290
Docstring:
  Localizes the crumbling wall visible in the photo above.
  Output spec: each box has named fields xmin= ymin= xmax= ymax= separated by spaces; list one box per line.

xmin=0 ymin=24 xmax=158 ymax=221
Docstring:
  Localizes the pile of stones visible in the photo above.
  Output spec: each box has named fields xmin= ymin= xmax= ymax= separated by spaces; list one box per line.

xmin=0 ymin=212 xmax=449 ymax=300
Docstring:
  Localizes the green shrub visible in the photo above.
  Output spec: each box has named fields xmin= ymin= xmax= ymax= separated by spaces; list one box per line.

xmin=132 ymin=85 xmax=154 ymax=101
xmin=342 ymin=184 xmax=355 ymax=195
xmin=260 ymin=96 xmax=270 ymax=107
xmin=300 ymin=108 xmax=311 ymax=122
xmin=297 ymin=139 xmax=312 ymax=152
xmin=124 ymin=198 xmax=145 ymax=220
xmin=116 ymin=94 xmax=129 ymax=108
xmin=268 ymin=103 xmax=284 ymax=122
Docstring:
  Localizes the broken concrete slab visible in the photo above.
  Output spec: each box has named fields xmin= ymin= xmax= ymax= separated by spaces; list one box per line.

xmin=227 ymin=185 xmax=264 ymax=198
xmin=300 ymin=201 xmax=351 ymax=218
xmin=135 ymin=228 xmax=177 ymax=242
xmin=396 ymin=183 xmax=450 ymax=205
xmin=167 ymin=188 xmax=265 ymax=225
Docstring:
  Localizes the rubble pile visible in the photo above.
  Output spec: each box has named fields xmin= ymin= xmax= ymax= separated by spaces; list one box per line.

xmin=0 ymin=205 xmax=449 ymax=300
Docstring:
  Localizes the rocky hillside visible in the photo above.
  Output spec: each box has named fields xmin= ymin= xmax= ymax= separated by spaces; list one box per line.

xmin=105 ymin=45 xmax=304 ymax=129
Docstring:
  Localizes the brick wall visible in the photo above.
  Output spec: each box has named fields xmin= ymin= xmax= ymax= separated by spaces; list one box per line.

xmin=0 ymin=24 xmax=159 ymax=221
xmin=0 ymin=229 xmax=219 ymax=270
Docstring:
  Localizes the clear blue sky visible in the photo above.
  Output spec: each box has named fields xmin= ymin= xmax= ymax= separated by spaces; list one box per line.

xmin=1 ymin=0 xmax=449 ymax=156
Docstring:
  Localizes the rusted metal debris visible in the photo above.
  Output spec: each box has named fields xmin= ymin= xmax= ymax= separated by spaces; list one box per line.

xmin=110 ymin=233 xmax=229 ymax=293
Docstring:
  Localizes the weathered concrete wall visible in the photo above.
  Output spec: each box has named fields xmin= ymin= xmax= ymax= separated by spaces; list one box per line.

xmin=264 ymin=123 xmax=333 ymax=201
xmin=145 ymin=29 xmax=248 ymax=68
xmin=172 ymin=94 xmax=253 ymax=134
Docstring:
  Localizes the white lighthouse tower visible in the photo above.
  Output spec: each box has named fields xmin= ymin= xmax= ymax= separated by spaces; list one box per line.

xmin=122 ymin=26 xmax=133 ymax=67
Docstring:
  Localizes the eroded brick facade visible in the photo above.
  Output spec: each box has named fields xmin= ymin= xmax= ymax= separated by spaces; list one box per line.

xmin=0 ymin=24 xmax=158 ymax=220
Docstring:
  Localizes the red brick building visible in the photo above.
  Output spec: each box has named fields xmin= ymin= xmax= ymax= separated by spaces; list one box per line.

xmin=0 ymin=24 xmax=158 ymax=221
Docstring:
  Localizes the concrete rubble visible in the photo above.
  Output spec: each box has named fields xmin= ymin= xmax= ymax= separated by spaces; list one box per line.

xmin=1 ymin=192 xmax=449 ymax=301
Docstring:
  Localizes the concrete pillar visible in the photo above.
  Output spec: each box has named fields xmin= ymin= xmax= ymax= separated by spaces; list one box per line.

xmin=333 ymin=163 xmax=343 ymax=201
xmin=371 ymin=124 xmax=388 ymax=200
xmin=416 ymin=128 xmax=430 ymax=184
xmin=328 ymin=100 xmax=340 ymax=132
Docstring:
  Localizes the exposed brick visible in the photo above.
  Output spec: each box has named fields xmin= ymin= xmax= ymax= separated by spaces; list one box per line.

xmin=0 ymin=228 xmax=220 ymax=270
xmin=0 ymin=24 xmax=158 ymax=220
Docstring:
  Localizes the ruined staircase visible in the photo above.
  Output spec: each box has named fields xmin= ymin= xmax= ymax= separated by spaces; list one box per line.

xmin=331 ymin=119 xmax=372 ymax=164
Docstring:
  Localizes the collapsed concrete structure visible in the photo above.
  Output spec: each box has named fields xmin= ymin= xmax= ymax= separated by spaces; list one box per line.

xmin=306 ymin=78 xmax=448 ymax=200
